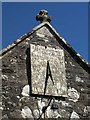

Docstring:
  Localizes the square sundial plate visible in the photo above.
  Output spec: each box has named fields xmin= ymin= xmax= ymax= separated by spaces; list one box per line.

xmin=30 ymin=44 xmax=67 ymax=97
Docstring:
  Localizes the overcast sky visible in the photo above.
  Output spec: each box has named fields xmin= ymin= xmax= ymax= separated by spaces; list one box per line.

xmin=2 ymin=2 xmax=88 ymax=62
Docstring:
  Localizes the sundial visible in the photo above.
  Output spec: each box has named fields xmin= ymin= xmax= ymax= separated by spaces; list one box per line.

xmin=30 ymin=44 xmax=67 ymax=98
xmin=30 ymin=9 xmax=67 ymax=99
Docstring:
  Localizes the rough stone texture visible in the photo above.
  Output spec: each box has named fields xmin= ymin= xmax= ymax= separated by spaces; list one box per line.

xmin=1 ymin=23 xmax=90 ymax=119
xmin=31 ymin=44 xmax=67 ymax=97
xmin=21 ymin=85 xmax=30 ymax=96
xmin=68 ymin=87 xmax=80 ymax=102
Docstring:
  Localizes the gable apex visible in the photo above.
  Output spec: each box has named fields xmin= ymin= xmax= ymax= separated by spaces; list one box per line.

xmin=1 ymin=21 xmax=90 ymax=74
xmin=32 ymin=22 xmax=90 ymax=74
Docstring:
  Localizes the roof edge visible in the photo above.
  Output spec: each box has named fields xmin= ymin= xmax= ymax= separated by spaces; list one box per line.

xmin=0 ymin=22 xmax=90 ymax=73
xmin=43 ymin=22 xmax=89 ymax=66
xmin=0 ymin=22 xmax=49 ymax=57
xmin=0 ymin=31 xmax=33 ymax=57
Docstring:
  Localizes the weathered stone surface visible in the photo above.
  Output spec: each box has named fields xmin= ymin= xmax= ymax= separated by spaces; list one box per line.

xmin=21 ymin=85 xmax=30 ymax=96
xmin=36 ymin=26 xmax=53 ymax=37
xmin=70 ymin=111 xmax=80 ymax=119
xmin=31 ymin=44 xmax=67 ymax=97
xmin=1 ymin=21 xmax=90 ymax=119
xmin=33 ymin=109 xmax=40 ymax=118
xmin=46 ymin=107 xmax=61 ymax=118
xmin=68 ymin=87 xmax=80 ymax=102
xmin=76 ymin=75 xmax=84 ymax=83
xmin=10 ymin=110 xmax=22 ymax=118
xmin=21 ymin=106 xmax=34 ymax=118
xmin=58 ymin=109 xmax=70 ymax=118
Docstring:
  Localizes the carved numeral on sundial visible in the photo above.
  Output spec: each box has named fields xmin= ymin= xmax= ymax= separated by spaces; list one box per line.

xmin=44 ymin=61 xmax=54 ymax=95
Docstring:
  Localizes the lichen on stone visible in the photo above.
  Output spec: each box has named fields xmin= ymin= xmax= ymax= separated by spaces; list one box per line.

xmin=68 ymin=87 xmax=80 ymax=102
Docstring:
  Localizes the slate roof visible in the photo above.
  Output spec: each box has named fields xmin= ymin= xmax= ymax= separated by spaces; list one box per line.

xmin=0 ymin=22 xmax=90 ymax=73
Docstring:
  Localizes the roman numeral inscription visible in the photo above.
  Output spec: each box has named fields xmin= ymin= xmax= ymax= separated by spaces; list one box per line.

xmin=31 ymin=44 xmax=67 ymax=97
xmin=44 ymin=61 xmax=54 ymax=95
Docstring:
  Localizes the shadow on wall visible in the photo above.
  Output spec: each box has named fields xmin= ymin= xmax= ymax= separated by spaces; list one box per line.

xmin=26 ymin=46 xmax=32 ymax=95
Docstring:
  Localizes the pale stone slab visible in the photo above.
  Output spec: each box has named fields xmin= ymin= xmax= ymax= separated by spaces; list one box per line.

xmin=31 ymin=44 xmax=67 ymax=97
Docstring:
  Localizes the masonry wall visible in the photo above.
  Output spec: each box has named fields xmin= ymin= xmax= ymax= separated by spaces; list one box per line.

xmin=1 ymin=25 xmax=90 ymax=119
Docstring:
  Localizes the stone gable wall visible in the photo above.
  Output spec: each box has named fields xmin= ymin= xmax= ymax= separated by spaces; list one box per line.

xmin=1 ymin=27 xmax=90 ymax=119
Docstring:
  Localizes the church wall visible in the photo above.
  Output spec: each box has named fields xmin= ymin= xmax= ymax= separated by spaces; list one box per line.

xmin=1 ymin=27 xmax=90 ymax=119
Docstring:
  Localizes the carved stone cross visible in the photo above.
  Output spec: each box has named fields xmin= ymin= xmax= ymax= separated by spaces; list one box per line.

xmin=36 ymin=10 xmax=52 ymax=23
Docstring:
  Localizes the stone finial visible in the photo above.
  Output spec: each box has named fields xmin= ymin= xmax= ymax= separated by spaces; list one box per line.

xmin=36 ymin=10 xmax=52 ymax=23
